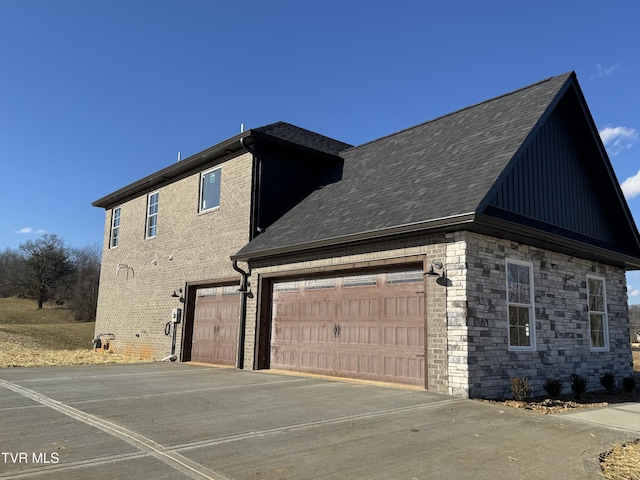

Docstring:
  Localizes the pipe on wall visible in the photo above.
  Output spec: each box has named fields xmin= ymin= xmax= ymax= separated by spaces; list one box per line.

xmin=232 ymin=260 xmax=251 ymax=370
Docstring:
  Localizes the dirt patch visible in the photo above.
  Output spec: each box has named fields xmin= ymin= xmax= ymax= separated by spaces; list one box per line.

xmin=0 ymin=330 xmax=150 ymax=368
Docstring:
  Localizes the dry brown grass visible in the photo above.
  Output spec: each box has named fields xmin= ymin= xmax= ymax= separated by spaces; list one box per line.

xmin=0 ymin=329 xmax=150 ymax=367
xmin=601 ymin=440 xmax=640 ymax=480
xmin=0 ymin=297 xmax=149 ymax=367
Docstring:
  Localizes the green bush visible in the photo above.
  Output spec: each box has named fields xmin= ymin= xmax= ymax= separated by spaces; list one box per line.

xmin=543 ymin=378 xmax=563 ymax=398
xmin=570 ymin=374 xmax=588 ymax=398
xmin=511 ymin=377 xmax=532 ymax=401
xmin=599 ymin=372 xmax=616 ymax=394
xmin=622 ymin=376 xmax=636 ymax=393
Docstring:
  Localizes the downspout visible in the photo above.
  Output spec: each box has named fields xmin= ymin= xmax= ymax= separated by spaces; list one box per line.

xmin=240 ymin=136 xmax=263 ymax=240
xmin=232 ymin=260 xmax=251 ymax=370
xmin=233 ymin=135 xmax=259 ymax=370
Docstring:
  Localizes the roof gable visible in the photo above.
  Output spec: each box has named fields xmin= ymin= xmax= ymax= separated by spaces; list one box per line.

xmin=234 ymin=73 xmax=577 ymax=259
xmin=479 ymin=78 xmax=640 ymax=261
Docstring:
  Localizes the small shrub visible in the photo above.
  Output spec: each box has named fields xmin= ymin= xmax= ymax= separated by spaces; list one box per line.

xmin=543 ymin=378 xmax=563 ymax=398
xmin=622 ymin=376 xmax=636 ymax=393
xmin=570 ymin=374 xmax=588 ymax=398
xmin=599 ymin=372 xmax=616 ymax=394
xmin=511 ymin=377 xmax=532 ymax=401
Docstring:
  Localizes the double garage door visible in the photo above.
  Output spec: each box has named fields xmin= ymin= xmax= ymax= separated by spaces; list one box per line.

xmin=271 ymin=269 xmax=425 ymax=386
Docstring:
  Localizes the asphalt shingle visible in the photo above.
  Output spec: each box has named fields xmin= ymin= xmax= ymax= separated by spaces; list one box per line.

xmin=235 ymin=72 xmax=573 ymax=259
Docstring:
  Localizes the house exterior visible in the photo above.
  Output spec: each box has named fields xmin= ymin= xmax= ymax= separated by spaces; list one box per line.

xmin=93 ymin=71 xmax=640 ymax=399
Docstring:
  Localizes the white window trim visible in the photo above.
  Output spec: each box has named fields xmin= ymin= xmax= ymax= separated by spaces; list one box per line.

xmin=109 ymin=207 xmax=121 ymax=249
xmin=199 ymin=167 xmax=221 ymax=213
xmin=506 ymin=258 xmax=536 ymax=351
xmin=587 ymin=274 xmax=609 ymax=351
xmin=146 ymin=191 xmax=159 ymax=239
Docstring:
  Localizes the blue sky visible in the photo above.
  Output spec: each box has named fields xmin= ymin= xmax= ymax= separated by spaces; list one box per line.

xmin=1 ymin=1 xmax=640 ymax=301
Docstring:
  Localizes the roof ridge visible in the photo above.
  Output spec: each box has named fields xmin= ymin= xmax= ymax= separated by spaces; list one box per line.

xmin=345 ymin=71 xmax=575 ymax=152
xmin=252 ymin=121 xmax=353 ymax=148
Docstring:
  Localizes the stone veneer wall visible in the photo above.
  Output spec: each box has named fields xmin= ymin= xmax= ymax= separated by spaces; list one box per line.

xmin=457 ymin=231 xmax=633 ymax=399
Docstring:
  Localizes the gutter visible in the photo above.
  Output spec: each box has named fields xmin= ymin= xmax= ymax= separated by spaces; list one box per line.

xmin=240 ymin=136 xmax=263 ymax=239
xmin=92 ymin=132 xmax=250 ymax=209
xmin=232 ymin=260 xmax=251 ymax=370
xmin=231 ymin=213 xmax=477 ymax=262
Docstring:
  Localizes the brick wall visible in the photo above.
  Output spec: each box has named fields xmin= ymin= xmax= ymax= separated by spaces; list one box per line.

xmin=95 ymin=152 xmax=252 ymax=360
xmin=244 ymin=234 xmax=450 ymax=394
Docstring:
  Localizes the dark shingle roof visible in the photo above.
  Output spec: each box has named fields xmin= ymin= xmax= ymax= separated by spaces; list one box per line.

xmin=93 ymin=121 xmax=351 ymax=208
xmin=253 ymin=122 xmax=353 ymax=156
xmin=234 ymin=72 xmax=574 ymax=259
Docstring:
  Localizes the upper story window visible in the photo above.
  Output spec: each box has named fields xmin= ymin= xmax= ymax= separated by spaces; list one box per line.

xmin=200 ymin=167 xmax=221 ymax=212
xmin=587 ymin=275 xmax=609 ymax=350
xmin=146 ymin=191 xmax=159 ymax=239
xmin=506 ymin=259 xmax=536 ymax=350
xmin=109 ymin=207 xmax=121 ymax=248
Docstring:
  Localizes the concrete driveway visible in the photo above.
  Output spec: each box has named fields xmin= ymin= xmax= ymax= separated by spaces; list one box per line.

xmin=0 ymin=363 xmax=636 ymax=479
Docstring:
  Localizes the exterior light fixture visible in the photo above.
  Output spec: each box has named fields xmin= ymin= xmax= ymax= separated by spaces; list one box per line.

xmin=426 ymin=261 xmax=444 ymax=277
xmin=171 ymin=288 xmax=185 ymax=303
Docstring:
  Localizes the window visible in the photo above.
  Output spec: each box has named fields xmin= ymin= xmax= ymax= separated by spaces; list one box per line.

xmin=343 ymin=274 xmax=377 ymax=287
xmin=200 ymin=168 xmax=221 ymax=212
xmin=273 ymin=281 xmax=299 ymax=293
xmin=385 ymin=270 xmax=423 ymax=284
xmin=146 ymin=192 xmax=159 ymax=239
xmin=305 ymin=278 xmax=335 ymax=290
xmin=587 ymin=276 xmax=608 ymax=350
xmin=506 ymin=259 xmax=535 ymax=350
xmin=109 ymin=207 xmax=121 ymax=248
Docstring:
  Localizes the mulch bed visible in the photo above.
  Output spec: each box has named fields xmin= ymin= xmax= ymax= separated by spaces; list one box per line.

xmin=481 ymin=391 xmax=638 ymax=414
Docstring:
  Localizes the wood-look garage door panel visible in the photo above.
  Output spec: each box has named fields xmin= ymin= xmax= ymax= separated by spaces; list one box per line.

xmin=191 ymin=287 xmax=239 ymax=365
xmin=271 ymin=270 xmax=425 ymax=386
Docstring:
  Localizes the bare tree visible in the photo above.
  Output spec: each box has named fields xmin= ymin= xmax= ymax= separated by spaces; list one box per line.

xmin=19 ymin=234 xmax=73 ymax=309
xmin=630 ymin=304 xmax=640 ymax=342
xmin=0 ymin=247 xmax=24 ymax=297
xmin=67 ymin=244 xmax=101 ymax=322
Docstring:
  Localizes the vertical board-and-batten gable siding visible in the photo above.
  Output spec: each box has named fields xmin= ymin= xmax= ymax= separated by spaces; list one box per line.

xmin=483 ymin=85 xmax=637 ymax=254
xmin=258 ymin=148 xmax=343 ymax=231
xmin=94 ymin=152 xmax=253 ymax=360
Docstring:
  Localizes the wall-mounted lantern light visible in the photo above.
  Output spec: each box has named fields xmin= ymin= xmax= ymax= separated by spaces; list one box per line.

xmin=171 ymin=288 xmax=185 ymax=303
xmin=426 ymin=261 xmax=445 ymax=277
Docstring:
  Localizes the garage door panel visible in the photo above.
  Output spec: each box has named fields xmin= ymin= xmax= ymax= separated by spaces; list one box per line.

xmin=271 ymin=269 xmax=425 ymax=386
xmin=338 ymin=324 xmax=377 ymax=345
xmin=191 ymin=287 xmax=239 ymax=365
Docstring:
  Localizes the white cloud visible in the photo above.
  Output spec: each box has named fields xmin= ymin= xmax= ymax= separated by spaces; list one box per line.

xmin=628 ymin=286 xmax=640 ymax=298
xmin=621 ymin=170 xmax=640 ymax=199
xmin=594 ymin=63 xmax=622 ymax=78
xmin=599 ymin=125 xmax=638 ymax=155
xmin=14 ymin=227 xmax=47 ymax=235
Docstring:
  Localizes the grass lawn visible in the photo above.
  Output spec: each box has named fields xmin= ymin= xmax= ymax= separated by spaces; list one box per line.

xmin=0 ymin=297 xmax=77 ymax=325
xmin=0 ymin=297 xmax=94 ymax=350
xmin=0 ymin=297 xmax=147 ymax=367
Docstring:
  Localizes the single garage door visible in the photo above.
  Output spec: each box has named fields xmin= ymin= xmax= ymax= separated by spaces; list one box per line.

xmin=271 ymin=270 xmax=425 ymax=386
xmin=191 ymin=286 xmax=240 ymax=365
